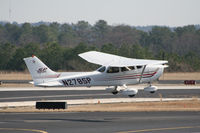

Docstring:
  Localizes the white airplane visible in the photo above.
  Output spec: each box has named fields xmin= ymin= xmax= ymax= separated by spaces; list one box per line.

xmin=24 ymin=51 xmax=168 ymax=97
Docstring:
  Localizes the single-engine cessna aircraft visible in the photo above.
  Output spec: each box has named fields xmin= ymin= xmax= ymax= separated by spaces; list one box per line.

xmin=24 ymin=51 xmax=168 ymax=97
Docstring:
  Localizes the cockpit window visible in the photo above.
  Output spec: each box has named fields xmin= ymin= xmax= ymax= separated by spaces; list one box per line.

xmin=121 ymin=67 xmax=129 ymax=72
xmin=129 ymin=66 xmax=135 ymax=70
xmin=107 ymin=67 xmax=119 ymax=73
xmin=136 ymin=66 xmax=143 ymax=69
xmin=121 ymin=66 xmax=135 ymax=72
xmin=97 ymin=66 xmax=106 ymax=72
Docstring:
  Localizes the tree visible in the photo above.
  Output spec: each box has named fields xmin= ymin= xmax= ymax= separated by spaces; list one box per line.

xmin=33 ymin=24 xmax=50 ymax=43
xmin=7 ymin=48 xmax=26 ymax=71
xmin=130 ymin=44 xmax=147 ymax=59
xmin=93 ymin=20 xmax=110 ymax=45
xmin=18 ymin=23 xmax=34 ymax=45
xmin=62 ymin=43 xmax=97 ymax=71
xmin=0 ymin=22 xmax=200 ymax=72
xmin=175 ymin=25 xmax=196 ymax=37
xmin=0 ymin=24 xmax=6 ymax=43
xmin=24 ymin=43 xmax=41 ymax=56
xmin=149 ymin=27 xmax=174 ymax=52
xmin=109 ymin=25 xmax=140 ymax=47
xmin=75 ymin=21 xmax=91 ymax=39
xmin=0 ymin=43 xmax=16 ymax=70
xmin=118 ymin=44 xmax=132 ymax=57
xmin=49 ymin=22 xmax=60 ymax=42
xmin=58 ymin=23 xmax=77 ymax=46
xmin=101 ymin=43 xmax=117 ymax=54
xmin=40 ymin=42 xmax=63 ymax=70
xmin=184 ymin=52 xmax=200 ymax=71
xmin=4 ymin=23 xmax=22 ymax=44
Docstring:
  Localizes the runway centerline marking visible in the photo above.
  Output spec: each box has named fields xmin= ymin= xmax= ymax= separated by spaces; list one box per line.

xmin=117 ymin=125 xmax=200 ymax=133
xmin=0 ymin=128 xmax=48 ymax=133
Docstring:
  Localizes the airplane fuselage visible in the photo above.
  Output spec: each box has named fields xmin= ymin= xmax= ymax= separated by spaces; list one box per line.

xmin=54 ymin=65 xmax=164 ymax=87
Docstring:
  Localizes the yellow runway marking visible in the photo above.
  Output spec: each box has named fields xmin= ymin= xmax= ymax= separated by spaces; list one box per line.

xmin=0 ymin=128 xmax=48 ymax=133
xmin=117 ymin=125 xmax=200 ymax=133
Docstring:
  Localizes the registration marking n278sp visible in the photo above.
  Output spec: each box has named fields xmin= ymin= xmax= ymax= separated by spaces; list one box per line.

xmin=62 ymin=77 xmax=91 ymax=86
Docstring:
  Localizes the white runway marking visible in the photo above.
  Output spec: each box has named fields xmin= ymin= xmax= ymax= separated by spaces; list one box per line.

xmin=0 ymin=98 xmax=199 ymax=108
xmin=0 ymin=85 xmax=199 ymax=91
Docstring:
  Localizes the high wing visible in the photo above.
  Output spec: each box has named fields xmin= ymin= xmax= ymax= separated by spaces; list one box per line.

xmin=79 ymin=51 xmax=168 ymax=67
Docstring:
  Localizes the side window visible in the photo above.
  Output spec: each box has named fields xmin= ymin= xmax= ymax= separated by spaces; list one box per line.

xmin=107 ymin=67 xmax=119 ymax=73
xmin=121 ymin=66 xmax=136 ymax=72
xmin=121 ymin=67 xmax=129 ymax=72
xmin=128 ymin=66 xmax=135 ymax=70
xmin=136 ymin=66 xmax=143 ymax=69
xmin=121 ymin=67 xmax=131 ymax=72
xmin=97 ymin=66 xmax=106 ymax=72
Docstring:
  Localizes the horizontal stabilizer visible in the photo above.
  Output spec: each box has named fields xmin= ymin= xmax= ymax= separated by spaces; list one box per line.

xmin=29 ymin=81 xmax=34 ymax=84
xmin=37 ymin=81 xmax=63 ymax=87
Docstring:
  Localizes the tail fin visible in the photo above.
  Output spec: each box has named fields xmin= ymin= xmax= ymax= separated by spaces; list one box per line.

xmin=23 ymin=55 xmax=60 ymax=85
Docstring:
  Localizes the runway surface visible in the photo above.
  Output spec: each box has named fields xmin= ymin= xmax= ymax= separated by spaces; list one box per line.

xmin=0 ymin=86 xmax=199 ymax=132
xmin=1 ymin=80 xmax=200 ymax=84
xmin=0 ymin=111 xmax=200 ymax=133
xmin=0 ymin=89 xmax=200 ymax=102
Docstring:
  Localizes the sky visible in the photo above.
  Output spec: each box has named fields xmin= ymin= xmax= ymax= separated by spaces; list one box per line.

xmin=0 ymin=0 xmax=200 ymax=26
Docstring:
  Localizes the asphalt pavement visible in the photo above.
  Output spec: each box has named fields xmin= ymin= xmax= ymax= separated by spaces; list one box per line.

xmin=0 ymin=111 xmax=200 ymax=133
xmin=0 ymin=88 xmax=200 ymax=102
xmin=1 ymin=80 xmax=200 ymax=84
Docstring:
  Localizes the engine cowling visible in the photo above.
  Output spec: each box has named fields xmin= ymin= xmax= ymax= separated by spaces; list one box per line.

xmin=144 ymin=85 xmax=158 ymax=93
xmin=121 ymin=88 xmax=138 ymax=97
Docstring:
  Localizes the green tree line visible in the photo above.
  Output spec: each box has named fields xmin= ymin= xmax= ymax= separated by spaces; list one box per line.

xmin=0 ymin=20 xmax=200 ymax=72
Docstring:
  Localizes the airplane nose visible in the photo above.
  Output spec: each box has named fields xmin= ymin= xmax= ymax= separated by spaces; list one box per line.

xmin=158 ymin=64 xmax=168 ymax=75
xmin=152 ymin=65 xmax=165 ymax=80
xmin=157 ymin=66 xmax=165 ymax=78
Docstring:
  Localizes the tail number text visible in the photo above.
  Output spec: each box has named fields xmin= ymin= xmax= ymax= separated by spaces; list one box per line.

xmin=62 ymin=77 xmax=91 ymax=86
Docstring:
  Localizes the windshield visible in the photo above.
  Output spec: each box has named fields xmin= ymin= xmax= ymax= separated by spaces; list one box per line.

xmin=97 ymin=66 xmax=106 ymax=72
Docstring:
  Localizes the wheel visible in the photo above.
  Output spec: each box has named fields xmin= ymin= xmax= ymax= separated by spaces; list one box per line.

xmin=112 ymin=91 xmax=118 ymax=95
xmin=128 ymin=95 xmax=135 ymax=97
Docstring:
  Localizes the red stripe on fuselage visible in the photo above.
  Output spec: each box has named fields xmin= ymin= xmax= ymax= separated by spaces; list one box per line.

xmin=97 ymin=71 xmax=157 ymax=81
xmin=109 ymin=72 xmax=156 ymax=80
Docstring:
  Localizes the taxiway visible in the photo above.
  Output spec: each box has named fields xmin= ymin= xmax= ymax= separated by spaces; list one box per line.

xmin=0 ymin=86 xmax=200 ymax=102
xmin=0 ymin=111 xmax=200 ymax=133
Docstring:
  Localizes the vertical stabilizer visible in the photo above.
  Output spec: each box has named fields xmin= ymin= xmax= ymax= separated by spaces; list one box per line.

xmin=23 ymin=55 xmax=60 ymax=85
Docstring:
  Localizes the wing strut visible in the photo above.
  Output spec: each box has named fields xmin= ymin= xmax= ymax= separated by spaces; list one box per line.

xmin=139 ymin=65 xmax=147 ymax=83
